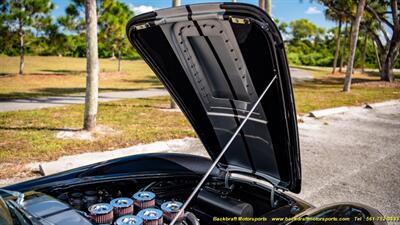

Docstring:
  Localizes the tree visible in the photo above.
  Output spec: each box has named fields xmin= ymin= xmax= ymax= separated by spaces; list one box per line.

xmin=365 ymin=0 xmax=400 ymax=82
xmin=360 ymin=33 xmax=368 ymax=73
xmin=259 ymin=0 xmax=265 ymax=11
xmin=0 ymin=0 xmax=54 ymax=74
xmin=324 ymin=5 xmax=346 ymax=74
xmin=322 ymin=0 xmax=400 ymax=82
xmin=339 ymin=22 xmax=349 ymax=73
xmin=265 ymin=0 xmax=272 ymax=15
xmin=290 ymin=19 xmax=317 ymax=41
xmin=57 ymin=0 xmax=85 ymax=35
xmin=331 ymin=20 xmax=342 ymax=73
xmin=83 ymin=0 xmax=99 ymax=131
xmin=99 ymin=0 xmax=133 ymax=72
xmin=343 ymin=0 xmax=367 ymax=92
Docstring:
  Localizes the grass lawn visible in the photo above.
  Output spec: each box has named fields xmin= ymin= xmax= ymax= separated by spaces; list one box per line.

xmin=0 ymin=96 xmax=195 ymax=178
xmin=0 ymin=57 xmax=399 ymax=179
xmin=0 ymin=56 xmax=162 ymax=99
xmin=293 ymin=68 xmax=400 ymax=113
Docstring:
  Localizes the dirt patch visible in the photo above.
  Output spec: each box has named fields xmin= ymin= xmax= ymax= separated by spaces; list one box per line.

xmin=99 ymin=72 xmax=128 ymax=80
xmin=0 ymin=163 xmax=40 ymax=181
xmin=353 ymin=80 xmax=400 ymax=88
xmin=56 ymin=125 xmax=119 ymax=141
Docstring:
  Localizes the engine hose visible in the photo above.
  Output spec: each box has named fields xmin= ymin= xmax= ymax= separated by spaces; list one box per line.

xmin=184 ymin=212 xmax=200 ymax=225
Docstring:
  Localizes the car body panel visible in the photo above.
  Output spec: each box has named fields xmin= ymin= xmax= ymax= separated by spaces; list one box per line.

xmin=126 ymin=3 xmax=301 ymax=193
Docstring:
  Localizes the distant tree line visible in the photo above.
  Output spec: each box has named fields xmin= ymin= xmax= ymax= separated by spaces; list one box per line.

xmin=0 ymin=0 xmax=139 ymax=73
xmin=279 ymin=18 xmax=400 ymax=71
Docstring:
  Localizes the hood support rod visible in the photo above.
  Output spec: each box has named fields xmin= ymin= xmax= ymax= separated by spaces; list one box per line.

xmin=169 ymin=75 xmax=278 ymax=225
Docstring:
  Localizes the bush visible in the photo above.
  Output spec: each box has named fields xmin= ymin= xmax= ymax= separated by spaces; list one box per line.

xmin=287 ymin=52 xmax=302 ymax=65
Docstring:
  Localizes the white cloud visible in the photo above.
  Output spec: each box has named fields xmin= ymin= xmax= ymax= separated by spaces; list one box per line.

xmin=305 ymin=6 xmax=322 ymax=14
xmin=129 ymin=5 xmax=157 ymax=15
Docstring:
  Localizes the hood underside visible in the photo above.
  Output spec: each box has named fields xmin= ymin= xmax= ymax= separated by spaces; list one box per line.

xmin=127 ymin=3 xmax=301 ymax=193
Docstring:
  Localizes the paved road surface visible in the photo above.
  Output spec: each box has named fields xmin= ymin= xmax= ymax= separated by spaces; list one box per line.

xmin=0 ymin=89 xmax=168 ymax=112
xmin=0 ymin=69 xmax=312 ymax=112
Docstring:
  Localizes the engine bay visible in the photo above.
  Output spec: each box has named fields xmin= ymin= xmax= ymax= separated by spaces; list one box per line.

xmin=25 ymin=175 xmax=297 ymax=225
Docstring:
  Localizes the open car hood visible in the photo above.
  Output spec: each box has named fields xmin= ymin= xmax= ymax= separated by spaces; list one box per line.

xmin=126 ymin=3 xmax=301 ymax=193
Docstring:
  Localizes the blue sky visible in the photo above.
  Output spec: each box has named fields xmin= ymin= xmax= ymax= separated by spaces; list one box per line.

xmin=52 ymin=0 xmax=335 ymax=29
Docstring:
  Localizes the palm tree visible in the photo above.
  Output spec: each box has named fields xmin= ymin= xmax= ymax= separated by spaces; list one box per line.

xmin=339 ymin=22 xmax=348 ymax=73
xmin=343 ymin=0 xmax=367 ymax=92
xmin=360 ymin=32 xmax=368 ymax=74
xmin=83 ymin=0 xmax=99 ymax=131
xmin=324 ymin=8 xmax=345 ymax=74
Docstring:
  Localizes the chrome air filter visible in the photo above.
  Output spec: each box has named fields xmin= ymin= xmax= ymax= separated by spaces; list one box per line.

xmin=161 ymin=201 xmax=184 ymax=223
xmin=88 ymin=203 xmax=114 ymax=225
xmin=115 ymin=215 xmax=143 ymax=225
xmin=132 ymin=191 xmax=156 ymax=209
xmin=137 ymin=208 xmax=163 ymax=225
xmin=110 ymin=197 xmax=134 ymax=217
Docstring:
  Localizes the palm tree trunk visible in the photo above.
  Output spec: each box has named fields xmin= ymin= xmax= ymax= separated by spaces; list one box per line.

xmin=19 ymin=32 xmax=24 ymax=75
xmin=259 ymin=0 xmax=266 ymax=11
xmin=343 ymin=0 xmax=366 ymax=92
xmin=18 ymin=19 xmax=24 ymax=75
xmin=83 ymin=0 xmax=99 ymax=131
xmin=265 ymin=0 xmax=272 ymax=15
xmin=118 ymin=49 xmax=121 ymax=72
xmin=339 ymin=22 xmax=348 ymax=73
xmin=332 ymin=20 xmax=342 ymax=74
xmin=172 ymin=0 xmax=180 ymax=7
xmin=373 ymin=41 xmax=382 ymax=71
xmin=361 ymin=34 xmax=368 ymax=74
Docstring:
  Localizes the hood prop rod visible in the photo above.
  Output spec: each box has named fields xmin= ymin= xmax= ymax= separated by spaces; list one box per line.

xmin=169 ymin=75 xmax=278 ymax=225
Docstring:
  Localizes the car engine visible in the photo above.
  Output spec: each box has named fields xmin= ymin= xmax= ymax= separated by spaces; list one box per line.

xmin=30 ymin=177 xmax=288 ymax=225
xmin=52 ymin=185 xmax=201 ymax=225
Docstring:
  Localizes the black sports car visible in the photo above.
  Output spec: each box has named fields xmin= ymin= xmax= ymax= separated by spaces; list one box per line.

xmin=0 ymin=3 xmax=386 ymax=225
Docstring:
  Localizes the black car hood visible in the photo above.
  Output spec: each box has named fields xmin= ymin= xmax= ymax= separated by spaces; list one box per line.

xmin=126 ymin=3 xmax=301 ymax=193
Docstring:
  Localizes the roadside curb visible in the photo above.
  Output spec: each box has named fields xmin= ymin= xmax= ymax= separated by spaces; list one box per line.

xmin=308 ymin=99 xmax=400 ymax=118
xmin=309 ymin=106 xmax=349 ymax=118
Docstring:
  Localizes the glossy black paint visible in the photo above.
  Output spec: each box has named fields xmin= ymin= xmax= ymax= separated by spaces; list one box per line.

xmin=126 ymin=2 xmax=301 ymax=193
xmin=5 ymin=153 xmax=216 ymax=192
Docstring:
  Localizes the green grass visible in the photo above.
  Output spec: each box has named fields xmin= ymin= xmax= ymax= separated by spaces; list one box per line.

xmin=0 ymin=56 xmax=162 ymax=99
xmin=294 ymin=68 xmax=400 ymax=113
xmin=0 ymin=96 xmax=195 ymax=178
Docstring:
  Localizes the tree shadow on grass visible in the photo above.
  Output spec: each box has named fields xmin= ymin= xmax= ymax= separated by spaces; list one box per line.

xmin=295 ymin=77 xmax=381 ymax=89
xmin=0 ymin=126 xmax=80 ymax=132
xmin=122 ymin=76 xmax=162 ymax=86
xmin=0 ymin=87 xmax=152 ymax=100
xmin=39 ymin=69 xmax=86 ymax=75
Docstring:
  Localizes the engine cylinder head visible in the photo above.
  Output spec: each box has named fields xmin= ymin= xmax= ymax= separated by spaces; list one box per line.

xmin=132 ymin=191 xmax=156 ymax=209
xmin=114 ymin=215 xmax=143 ymax=225
xmin=110 ymin=197 xmax=134 ymax=217
xmin=137 ymin=208 xmax=163 ymax=225
xmin=88 ymin=203 xmax=114 ymax=225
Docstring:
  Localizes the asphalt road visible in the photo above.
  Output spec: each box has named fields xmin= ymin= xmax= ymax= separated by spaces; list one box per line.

xmin=293 ymin=100 xmax=400 ymax=219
